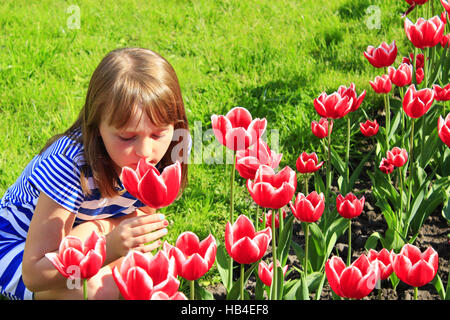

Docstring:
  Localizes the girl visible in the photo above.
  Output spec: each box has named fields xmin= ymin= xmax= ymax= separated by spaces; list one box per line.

xmin=0 ymin=47 xmax=191 ymax=299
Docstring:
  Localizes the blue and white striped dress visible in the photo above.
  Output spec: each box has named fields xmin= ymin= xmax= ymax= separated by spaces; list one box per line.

xmin=0 ymin=130 xmax=149 ymax=300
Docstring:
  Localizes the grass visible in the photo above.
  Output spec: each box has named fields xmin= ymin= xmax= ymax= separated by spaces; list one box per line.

xmin=0 ymin=0 xmax=411 ymax=291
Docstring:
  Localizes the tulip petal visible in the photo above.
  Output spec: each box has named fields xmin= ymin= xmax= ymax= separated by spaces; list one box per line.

xmin=175 ymin=231 xmax=200 ymax=257
xmin=181 ymin=253 xmax=209 ymax=281
xmin=230 ymin=237 xmax=261 ymax=264
xmin=153 ymin=274 xmax=180 ymax=297
xmin=121 ymin=166 xmax=141 ymax=198
xmin=79 ymin=250 xmax=103 ymax=279
xmin=112 ymin=266 xmax=132 ymax=300
xmin=160 ymin=161 xmax=181 ymax=206
xmin=325 ymin=257 xmax=345 ymax=297
xmin=45 ymin=253 xmax=70 ymax=278
xmin=408 ymin=260 xmax=436 ymax=287
xmin=138 ymin=166 xmax=168 ymax=208
xmin=125 ymin=266 xmax=154 ymax=300
xmin=340 ymin=266 xmax=363 ymax=299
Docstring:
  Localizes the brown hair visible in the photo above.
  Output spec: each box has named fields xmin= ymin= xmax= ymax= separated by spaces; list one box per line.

xmin=40 ymin=48 xmax=189 ymax=198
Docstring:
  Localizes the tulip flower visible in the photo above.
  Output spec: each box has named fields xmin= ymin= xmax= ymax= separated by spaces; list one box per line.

xmin=337 ymin=193 xmax=365 ymax=266
xmin=112 ymin=250 xmax=181 ymax=300
xmin=359 ymin=119 xmax=379 ymax=137
xmin=367 ymin=249 xmax=394 ymax=281
xmin=404 ymin=16 xmax=445 ymax=49
xmin=337 ymin=83 xmax=366 ymax=113
xmin=313 ymin=92 xmax=353 ymax=119
xmin=311 ymin=117 xmax=332 ymax=139
xmin=45 ymin=231 xmax=106 ymax=299
xmin=387 ymin=147 xmax=409 ymax=167
xmin=150 ymin=291 xmax=187 ymax=300
xmin=246 ymin=165 xmax=297 ymax=210
xmin=440 ymin=33 xmax=450 ymax=48
xmin=258 ymin=261 xmax=288 ymax=287
xmin=122 ymin=159 xmax=181 ymax=209
xmin=388 ymin=63 xmax=413 ymax=87
xmin=379 ymin=157 xmax=394 ymax=174
xmin=402 ymin=53 xmax=425 ymax=69
xmin=433 ymin=84 xmax=450 ymax=101
xmin=390 ymin=244 xmax=439 ymax=299
xmin=438 ymin=113 xmax=450 ymax=147
xmin=290 ymin=191 xmax=325 ymax=223
xmin=296 ymin=152 xmax=324 ymax=174
xmin=363 ymin=41 xmax=397 ymax=68
xmin=405 ymin=0 xmax=429 ymax=5
xmin=415 ymin=68 xmax=424 ymax=85
xmin=211 ymin=106 xmax=267 ymax=151
xmin=325 ymin=255 xmax=379 ymax=299
xmin=336 ymin=193 xmax=365 ymax=219
xmin=259 ymin=209 xmax=286 ymax=229
xmin=235 ymin=139 xmax=282 ymax=180
xmin=225 ymin=214 xmax=271 ymax=299
xmin=369 ymin=74 xmax=392 ymax=94
xmin=225 ymin=214 xmax=271 ymax=265
xmin=402 ymin=85 xmax=435 ymax=118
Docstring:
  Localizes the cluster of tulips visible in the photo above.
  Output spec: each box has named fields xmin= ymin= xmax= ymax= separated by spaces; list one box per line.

xmin=45 ymin=0 xmax=449 ymax=300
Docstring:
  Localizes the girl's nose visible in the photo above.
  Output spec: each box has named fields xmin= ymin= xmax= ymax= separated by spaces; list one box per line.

xmin=135 ymin=136 xmax=153 ymax=159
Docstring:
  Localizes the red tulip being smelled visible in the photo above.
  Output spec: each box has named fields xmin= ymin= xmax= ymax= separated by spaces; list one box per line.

xmin=45 ymin=231 xmax=106 ymax=300
xmin=438 ymin=113 xmax=450 ymax=147
xmin=211 ymin=106 xmax=267 ymax=151
xmin=311 ymin=117 xmax=333 ymax=139
xmin=122 ymin=159 xmax=181 ymax=209
xmin=359 ymin=119 xmax=379 ymax=137
xmin=363 ymin=41 xmax=398 ymax=68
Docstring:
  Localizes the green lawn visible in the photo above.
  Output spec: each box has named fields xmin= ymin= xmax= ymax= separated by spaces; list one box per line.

xmin=1 ymin=0 xmax=409 ymax=289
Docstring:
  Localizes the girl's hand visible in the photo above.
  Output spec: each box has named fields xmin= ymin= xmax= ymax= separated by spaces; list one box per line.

xmin=105 ymin=213 xmax=168 ymax=259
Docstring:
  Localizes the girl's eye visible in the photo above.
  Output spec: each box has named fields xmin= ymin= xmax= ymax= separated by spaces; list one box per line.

xmin=118 ymin=135 xmax=136 ymax=142
xmin=152 ymin=134 xmax=164 ymax=139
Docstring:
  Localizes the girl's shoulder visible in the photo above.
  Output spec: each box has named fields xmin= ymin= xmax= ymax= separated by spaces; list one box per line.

xmin=40 ymin=128 xmax=85 ymax=167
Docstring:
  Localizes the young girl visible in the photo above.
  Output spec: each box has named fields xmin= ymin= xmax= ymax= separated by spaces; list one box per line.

xmin=0 ymin=47 xmax=191 ymax=300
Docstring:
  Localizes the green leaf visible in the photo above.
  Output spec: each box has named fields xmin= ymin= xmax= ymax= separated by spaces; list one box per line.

xmin=432 ymin=274 xmax=446 ymax=300
xmin=296 ymin=273 xmax=310 ymax=300
xmin=365 ymin=231 xmax=382 ymax=251
xmin=216 ymin=242 xmax=232 ymax=291
xmin=195 ymin=281 xmax=215 ymax=300
xmin=277 ymin=215 xmax=294 ymax=266
xmin=226 ymin=261 xmax=258 ymax=300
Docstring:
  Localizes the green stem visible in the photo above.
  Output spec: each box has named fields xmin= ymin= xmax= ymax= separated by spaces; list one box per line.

xmin=256 ymin=205 xmax=260 ymax=231
xmin=414 ymin=286 xmax=418 ymax=300
xmin=240 ymin=264 xmax=245 ymax=300
xmin=83 ymin=278 xmax=88 ymax=300
xmin=190 ymin=280 xmax=195 ymax=300
xmin=399 ymin=166 xmax=405 ymax=235
xmin=345 ymin=116 xmax=350 ymax=193
xmin=347 ymin=219 xmax=352 ymax=266
xmin=324 ymin=119 xmax=332 ymax=229
xmin=228 ymin=152 xmax=237 ymax=292
xmin=304 ymin=223 xmax=309 ymax=275
xmin=270 ymin=210 xmax=278 ymax=300
xmin=407 ymin=119 xmax=415 ymax=215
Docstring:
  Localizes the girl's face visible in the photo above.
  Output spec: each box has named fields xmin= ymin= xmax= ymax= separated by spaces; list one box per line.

xmin=99 ymin=109 xmax=174 ymax=176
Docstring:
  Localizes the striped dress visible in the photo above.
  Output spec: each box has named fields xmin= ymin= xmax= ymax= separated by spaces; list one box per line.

xmin=0 ymin=130 xmax=150 ymax=300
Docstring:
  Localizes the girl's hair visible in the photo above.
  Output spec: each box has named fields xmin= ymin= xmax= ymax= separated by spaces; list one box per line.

xmin=40 ymin=47 xmax=189 ymax=198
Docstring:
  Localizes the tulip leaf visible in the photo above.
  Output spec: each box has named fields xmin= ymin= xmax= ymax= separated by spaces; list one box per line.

xmin=194 ymin=281 xmax=215 ymax=300
xmin=330 ymin=147 xmax=346 ymax=177
xmin=432 ymin=274 xmax=446 ymax=300
xmin=215 ymin=242 xmax=232 ymax=292
xmin=296 ymin=272 xmax=309 ymax=300
xmin=277 ymin=215 xmax=294 ymax=266
xmin=364 ymin=231 xmax=381 ymax=251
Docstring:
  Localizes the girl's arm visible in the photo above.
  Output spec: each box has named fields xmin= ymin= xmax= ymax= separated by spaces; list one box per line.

xmin=22 ymin=192 xmax=77 ymax=292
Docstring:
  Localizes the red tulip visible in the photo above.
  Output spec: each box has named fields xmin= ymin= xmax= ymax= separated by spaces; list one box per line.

xmin=438 ymin=113 xmax=450 ymax=147
xmin=337 ymin=83 xmax=366 ymax=113
xmin=390 ymin=244 xmax=439 ymax=287
xmin=259 ymin=209 xmax=286 ymax=229
xmin=150 ymin=291 xmax=187 ymax=300
xmin=359 ymin=119 xmax=379 ymax=137
xmin=402 ymin=53 xmax=425 ymax=69
xmin=235 ymin=139 xmax=282 ymax=179
xmin=369 ymin=74 xmax=392 ymax=94
xmin=367 ymin=249 xmax=394 ymax=280
xmin=211 ymin=106 xmax=267 ymax=151
xmin=442 ymin=0 xmax=450 ymax=14
xmin=112 ymin=250 xmax=181 ymax=300
xmin=387 ymin=147 xmax=409 ymax=167
xmin=258 ymin=261 xmax=288 ymax=287
xmin=404 ymin=16 xmax=445 ymax=49
xmin=416 ymin=67 xmax=424 ymax=85
xmin=165 ymin=232 xmax=217 ymax=281
xmin=388 ymin=63 xmax=413 ymax=87
xmin=225 ymin=214 xmax=271 ymax=264
xmin=311 ymin=117 xmax=333 ymax=139
xmin=336 ymin=193 xmax=365 ymax=219
xmin=45 ymin=231 xmax=106 ymax=280
xmin=363 ymin=41 xmax=397 ymax=68
xmin=379 ymin=157 xmax=394 ymax=174
xmin=296 ymin=152 xmax=324 ymax=174
xmin=433 ymin=84 xmax=450 ymax=101
xmin=313 ymin=92 xmax=353 ymax=119
xmin=247 ymin=165 xmax=297 ymax=209
xmin=440 ymin=33 xmax=450 ymax=48
xmin=289 ymin=191 xmax=325 ymax=223
xmin=402 ymin=85 xmax=435 ymax=118
xmin=325 ymin=255 xmax=379 ymax=299
xmin=122 ymin=159 xmax=181 ymax=209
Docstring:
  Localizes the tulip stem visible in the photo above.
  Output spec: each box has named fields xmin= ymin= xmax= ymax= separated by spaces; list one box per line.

xmin=347 ymin=219 xmax=352 ymax=266
xmin=228 ymin=152 xmax=237 ymax=292
xmin=240 ymin=263 xmax=245 ymax=300
xmin=270 ymin=209 xmax=278 ymax=300
xmin=407 ymin=119 xmax=415 ymax=215
xmin=399 ymin=166 xmax=405 ymax=232
xmin=83 ymin=278 xmax=88 ymax=300
xmin=345 ymin=117 xmax=350 ymax=194
xmin=384 ymin=67 xmax=391 ymax=151
xmin=324 ymin=118 xmax=332 ymax=229
xmin=414 ymin=287 xmax=418 ymax=300
xmin=190 ymin=280 xmax=195 ymax=300
xmin=304 ymin=222 xmax=309 ymax=275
